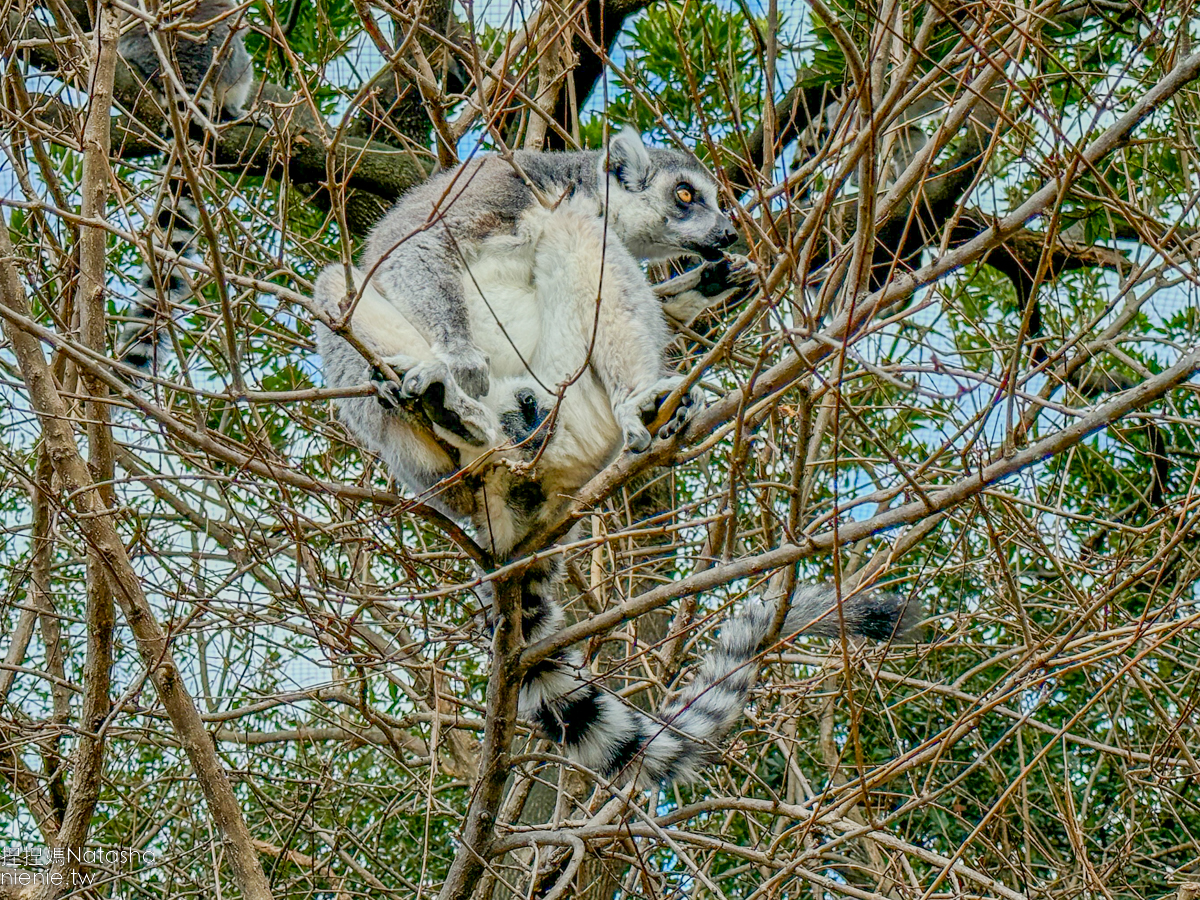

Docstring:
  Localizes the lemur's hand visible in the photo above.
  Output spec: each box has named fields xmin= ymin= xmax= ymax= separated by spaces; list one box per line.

xmin=614 ymin=376 xmax=704 ymax=452
xmin=656 ymin=253 xmax=759 ymax=328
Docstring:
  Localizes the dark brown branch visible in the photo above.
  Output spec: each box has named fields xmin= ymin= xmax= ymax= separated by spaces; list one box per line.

xmin=543 ymin=0 xmax=656 ymax=150
xmin=0 ymin=297 xmax=487 ymax=565
xmin=724 ymin=72 xmax=836 ymax=195
xmin=6 ymin=12 xmax=427 ymax=218
xmin=509 ymin=47 xmax=1200 ymax=561
xmin=523 ymin=340 xmax=1200 ymax=667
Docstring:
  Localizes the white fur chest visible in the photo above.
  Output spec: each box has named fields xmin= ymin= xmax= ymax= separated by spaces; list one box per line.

xmin=459 ymin=217 xmax=542 ymax=377
xmin=459 ymin=200 xmax=611 ymax=385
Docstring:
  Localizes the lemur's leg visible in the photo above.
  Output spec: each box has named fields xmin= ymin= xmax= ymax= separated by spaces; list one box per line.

xmin=313 ymin=267 xmax=487 ymax=521
xmin=531 ymin=211 xmax=704 ymax=453
xmin=318 ymin=266 xmax=502 ymax=448
xmin=317 ymin=326 xmax=478 ymax=517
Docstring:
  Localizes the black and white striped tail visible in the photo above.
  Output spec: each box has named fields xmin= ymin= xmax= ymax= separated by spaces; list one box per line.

xmin=119 ymin=197 xmax=201 ymax=373
xmin=518 ymin=581 xmax=919 ymax=787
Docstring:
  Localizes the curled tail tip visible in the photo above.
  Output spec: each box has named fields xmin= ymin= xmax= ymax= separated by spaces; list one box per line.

xmin=782 ymin=583 xmax=922 ymax=643
xmin=849 ymin=590 xmax=922 ymax=642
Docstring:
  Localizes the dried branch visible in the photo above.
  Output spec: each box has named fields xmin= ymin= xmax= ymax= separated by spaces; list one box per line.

xmin=48 ymin=6 xmax=120 ymax=895
xmin=0 ymin=217 xmax=274 ymax=899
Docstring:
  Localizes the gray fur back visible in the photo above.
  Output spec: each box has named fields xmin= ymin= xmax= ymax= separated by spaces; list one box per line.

xmin=119 ymin=0 xmax=253 ymax=116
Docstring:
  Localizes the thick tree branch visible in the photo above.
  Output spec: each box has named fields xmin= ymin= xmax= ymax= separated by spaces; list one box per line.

xmin=46 ymin=4 xmax=119 ymax=894
xmin=436 ymin=578 xmax=525 ymax=900
xmin=543 ymin=0 xmax=655 ymax=149
xmin=5 ymin=11 xmax=426 ymax=226
xmin=0 ymin=871 xmax=41 ymax=900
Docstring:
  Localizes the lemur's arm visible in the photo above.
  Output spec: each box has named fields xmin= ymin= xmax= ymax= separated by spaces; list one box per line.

xmin=655 ymin=253 xmax=758 ymax=328
xmin=364 ymin=221 xmax=492 ymax=400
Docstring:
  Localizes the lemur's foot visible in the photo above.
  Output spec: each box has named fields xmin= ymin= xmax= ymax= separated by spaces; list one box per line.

xmin=655 ymin=385 xmax=704 ymax=440
xmin=372 ymin=354 xmax=431 ymax=409
xmin=616 ymin=376 xmax=704 ymax=452
xmin=374 ymin=356 xmax=499 ymax=447
xmin=393 ymin=358 xmax=450 ymax=400
xmin=372 ymin=369 xmax=407 ymax=411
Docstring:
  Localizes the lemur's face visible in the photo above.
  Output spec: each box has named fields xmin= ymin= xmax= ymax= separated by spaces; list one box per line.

xmin=600 ymin=129 xmax=738 ymax=263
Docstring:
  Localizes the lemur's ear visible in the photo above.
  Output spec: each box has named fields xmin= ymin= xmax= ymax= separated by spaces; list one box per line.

xmin=602 ymin=126 xmax=653 ymax=191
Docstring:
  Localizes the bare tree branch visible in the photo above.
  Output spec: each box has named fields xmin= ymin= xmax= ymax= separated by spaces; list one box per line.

xmin=0 ymin=215 xmax=274 ymax=900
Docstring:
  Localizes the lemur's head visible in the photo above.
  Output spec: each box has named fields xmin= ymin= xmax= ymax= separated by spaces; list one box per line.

xmin=598 ymin=127 xmax=737 ymax=263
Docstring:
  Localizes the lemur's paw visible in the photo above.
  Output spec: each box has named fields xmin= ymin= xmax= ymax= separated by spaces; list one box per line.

xmin=372 ymin=354 xmax=428 ymax=408
xmin=372 ymin=356 xmax=498 ymax=446
xmin=635 ymin=376 xmax=684 ymax=421
xmin=616 ymin=376 xmax=698 ymax=452
xmin=657 ymin=254 xmax=758 ymax=327
xmin=435 ymin=344 xmax=491 ymax=400
xmin=413 ymin=384 xmax=494 ymax=447
xmin=617 ymin=416 xmax=653 ymax=454
xmin=657 ymin=385 xmax=704 ymax=439
xmin=727 ymin=252 xmax=757 ymax=277
xmin=720 ymin=254 xmax=758 ymax=300
xmin=371 ymin=354 xmax=424 ymax=403
xmin=636 ymin=377 xmax=702 ymax=440
xmin=371 ymin=368 xmax=407 ymax=410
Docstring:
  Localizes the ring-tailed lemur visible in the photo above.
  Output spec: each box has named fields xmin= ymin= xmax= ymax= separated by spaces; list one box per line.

xmin=118 ymin=194 xmax=202 ymax=373
xmin=314 ymin=130 xmax=913 ymax=785
xmin=315 ymin=128 xmax=754 ymax=551
xmin=117 ymin=2 xmax=256 ymax=373
xmin=119 ymin=0 xmax=255 ymax=124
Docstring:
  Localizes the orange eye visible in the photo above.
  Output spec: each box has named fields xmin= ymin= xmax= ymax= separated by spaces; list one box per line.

xmin=675 ymin=184 xmax=694 ymax=204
